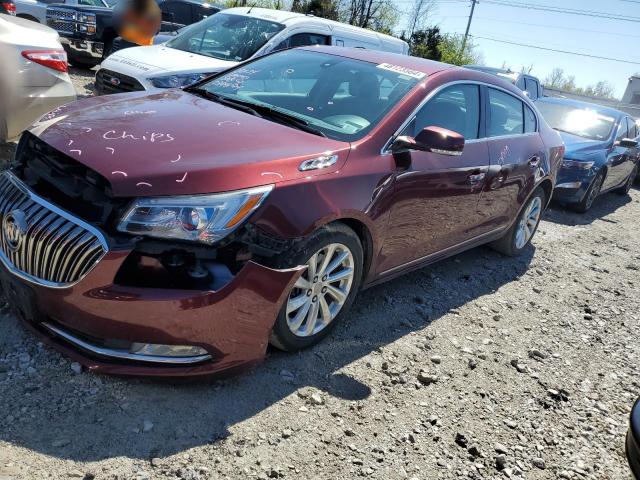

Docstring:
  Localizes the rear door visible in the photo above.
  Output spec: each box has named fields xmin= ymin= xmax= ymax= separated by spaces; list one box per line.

xmin=481 ymin=87 xmax=546 ymax=230
xmin=378 ymin=83 xmax=491 ymax=273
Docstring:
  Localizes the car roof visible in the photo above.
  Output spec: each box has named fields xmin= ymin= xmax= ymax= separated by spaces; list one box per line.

xmin=159 ymin=0 xmax=223 ymax=7
xmin=299 ymin=45 xmax=453 ymax=76
xmin=221 ymin=7 xmax=406 ymax=45
xmin=536 ymin=96 xmax=627 ymax=119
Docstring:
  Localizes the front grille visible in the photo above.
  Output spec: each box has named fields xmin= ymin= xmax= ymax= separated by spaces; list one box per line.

xmin=95 ymin=69 xmax=145 ymax=95
xmin=47 ymin=19 xmax=74 ymax=34
xmin=0 ymin=172 xmax=108 ymax=287
xmin=47 ymin=8 xmax=74 ymax=19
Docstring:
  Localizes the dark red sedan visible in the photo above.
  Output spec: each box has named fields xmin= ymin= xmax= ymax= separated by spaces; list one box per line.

xmin=1 ymin=47 xmax=563 ymax=377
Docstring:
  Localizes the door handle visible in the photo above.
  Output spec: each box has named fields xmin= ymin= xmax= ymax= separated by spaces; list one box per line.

xmin=528 ymin=156 xmax=541 ymax=167
xmin=467 ymin=172 xmax=486 ymax=185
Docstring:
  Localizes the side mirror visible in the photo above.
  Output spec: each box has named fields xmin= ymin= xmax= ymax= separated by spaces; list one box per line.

xmin=392 ymin=126 xmax=465 ymax=156
xmin=619 ymin=138 xmax=639 ymax=149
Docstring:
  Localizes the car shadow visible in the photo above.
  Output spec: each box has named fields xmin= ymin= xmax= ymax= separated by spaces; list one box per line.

xmin=545 ymin=188 xmax=634 ymax=226
xmin=0 ymin=242 xmax=535 ymax=462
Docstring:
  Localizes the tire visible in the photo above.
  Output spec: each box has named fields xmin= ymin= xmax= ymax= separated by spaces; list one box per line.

xmin=269 ymin=223 xmax=363 ymax=352
xmin=614 ymin=165 xmax=638 ymax=196
xmin=572 ymin=170 xmax=605 ymax=213
xmin=67 ymin=55 xmax=100 ymax=69
xmin=490 ymin=187 xmax=546 ymax=257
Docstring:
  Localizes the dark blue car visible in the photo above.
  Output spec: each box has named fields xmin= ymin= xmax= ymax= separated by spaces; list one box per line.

xmin=536 ymin=97 xmax=639 ymax=212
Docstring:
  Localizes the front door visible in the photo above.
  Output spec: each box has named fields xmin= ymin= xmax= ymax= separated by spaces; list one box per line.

xmin=378 ymin=83 xmax=491 ymax=274
xmin=604 ymin=117 xmax=634 ymax=190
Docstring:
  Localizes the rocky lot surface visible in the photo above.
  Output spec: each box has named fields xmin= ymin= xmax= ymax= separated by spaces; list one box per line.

xmin=0 ymin=69 xmax=639 ymax=480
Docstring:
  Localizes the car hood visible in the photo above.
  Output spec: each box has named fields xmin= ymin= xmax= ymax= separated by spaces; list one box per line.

xmin=558 ymin=131 xmax=609 ymax=159
xmin=29 ymin=90 xmax=350 ymax=197
xmin=103 ymin=44 xmax=237 ymax=76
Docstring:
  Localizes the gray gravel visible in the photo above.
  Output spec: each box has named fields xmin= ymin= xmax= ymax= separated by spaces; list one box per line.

xmin=0 ymin=68 xmax=638 ymax=480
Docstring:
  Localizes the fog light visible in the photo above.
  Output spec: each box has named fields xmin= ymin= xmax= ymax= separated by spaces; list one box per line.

xmin=129 ymin=342 xmax=209 ymax=358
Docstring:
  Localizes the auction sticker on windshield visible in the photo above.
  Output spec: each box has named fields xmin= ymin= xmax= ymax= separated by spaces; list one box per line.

xmin=376 ymin=63 xmax=426 ymax=79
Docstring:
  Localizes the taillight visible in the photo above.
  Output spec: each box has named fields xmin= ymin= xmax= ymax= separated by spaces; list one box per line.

xmin=2 ymin=2 xmax=16 ymax=14
xmin=21 ymin=49 xmax=68 ymax=73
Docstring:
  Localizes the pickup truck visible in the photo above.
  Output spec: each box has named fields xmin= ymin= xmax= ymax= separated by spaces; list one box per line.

xmin=46 ymin=0 xmax=221 ymax=68
xmin=14 ymin=0 xmax=107 ymax=25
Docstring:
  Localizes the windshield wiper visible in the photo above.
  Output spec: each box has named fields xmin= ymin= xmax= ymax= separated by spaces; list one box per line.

xmin=186 ymin=88 xmax=326 ymax=138
xmin=186 ymin=88 xmax=263 ymax=118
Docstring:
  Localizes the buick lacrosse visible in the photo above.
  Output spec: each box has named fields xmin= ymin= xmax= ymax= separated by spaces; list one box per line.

xmin=1 ymin=47 xmax=563 ymax=376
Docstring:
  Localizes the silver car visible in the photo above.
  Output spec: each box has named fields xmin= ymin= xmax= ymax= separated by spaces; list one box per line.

xmin=0 ymin=14 xmax=76 ymax=142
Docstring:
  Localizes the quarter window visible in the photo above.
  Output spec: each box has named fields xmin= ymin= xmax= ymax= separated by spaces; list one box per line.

xmin=409 ymin=84 xmax=481 ymax=140
xmin=488 ymin=88 xmax=524 ymax=137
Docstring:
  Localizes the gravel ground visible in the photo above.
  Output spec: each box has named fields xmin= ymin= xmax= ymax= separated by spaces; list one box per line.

xmin=0 ymin=69 xmax=639 ymax=480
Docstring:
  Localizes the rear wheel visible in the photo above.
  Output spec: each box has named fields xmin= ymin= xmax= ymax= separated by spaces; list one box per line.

xmin=269 ymin=224 xmax=363 ymax=352
xmin=615 ymin=165 xmax=638 ymax=196
xmin=491 ymin=187 xmax=545 ymax=257
xmin=572 ymin=170 xmax=605 ymax=213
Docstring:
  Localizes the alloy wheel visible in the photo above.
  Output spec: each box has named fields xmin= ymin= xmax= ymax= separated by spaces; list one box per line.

xmin=514 ymin=196 xmax=542 ymax=250
xmin=285 ymin=243 xmax=355 ymax=337
xmin=586 ymin=174 xmax=603 ymax=209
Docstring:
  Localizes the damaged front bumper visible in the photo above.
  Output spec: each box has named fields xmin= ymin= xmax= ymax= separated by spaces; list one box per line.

xmin=2 ymin=251 xmax=303 ymax=377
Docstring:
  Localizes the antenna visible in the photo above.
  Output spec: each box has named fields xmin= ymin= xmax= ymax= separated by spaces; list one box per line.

xmin=247 ymin=3 xmax=256 ymax=13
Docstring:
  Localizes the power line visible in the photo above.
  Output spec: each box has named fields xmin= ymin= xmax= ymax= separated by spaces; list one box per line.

xmin=481 ymin=0 xmax=640 ymax=23
xmin=472 ymin=16 xmax=640 ymax=39
xmin=471 ymin=34 xmax=640 ymax=65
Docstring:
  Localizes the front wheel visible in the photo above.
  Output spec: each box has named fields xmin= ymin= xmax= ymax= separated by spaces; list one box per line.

xmin=572 ymin=170 xmax=604 ymax=213
xmin=269 ymin=223 xmax=363 ymax=352
xmin=490 ymin=187 xmax=546 ymax=257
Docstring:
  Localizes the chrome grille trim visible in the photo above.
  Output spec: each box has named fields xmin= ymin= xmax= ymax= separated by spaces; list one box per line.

xmin=0 ymin=172 xmax=108 ymax=289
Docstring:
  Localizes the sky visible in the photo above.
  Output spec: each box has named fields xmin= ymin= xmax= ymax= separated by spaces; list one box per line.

xmin=396 ymin=0 xmax=640 ymax=98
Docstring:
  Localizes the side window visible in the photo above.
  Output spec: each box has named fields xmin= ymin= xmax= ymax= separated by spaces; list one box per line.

xmin=409 ymin=84 xmax=481 ymax=140
xmin=524 ymin=104 xmax=537 ymax=133
xmin=195 ymin=5 xmax=216 ymax=20
xmin=162 ymin=2 xmax=191 ymax=25
xmin=488 ymin=88 xmax=524 ymax=137
xmin=273 ymin=33 xmax=329 ymax=52
xmin=524 ymin=78 xmax=539 ymax=100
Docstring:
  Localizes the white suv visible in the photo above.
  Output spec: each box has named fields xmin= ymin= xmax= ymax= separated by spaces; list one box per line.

xmin=95 ymin=7 xmax=409 ymax=94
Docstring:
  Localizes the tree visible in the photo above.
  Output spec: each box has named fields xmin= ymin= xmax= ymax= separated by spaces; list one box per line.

xmin=405 ymin=0 xmax=437 ymax=40
xmin=544 ymin=68 xmax=618 ymax=100
xmin=342 ymin=0 xmax=394 ymax=29
xmin=291 ymin=0 xmax=339 ymax=19
xmin=407 ymin=26 xmax=442 ymax=61
xmin=438 ymin=34 xmax=482 ymax=66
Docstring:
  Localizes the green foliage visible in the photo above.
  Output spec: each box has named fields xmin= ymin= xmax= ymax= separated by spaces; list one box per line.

xmin=407 ymin=26 xmax=442 ymax=61
xmin=438 ymin=34 xmax=481 ymax=66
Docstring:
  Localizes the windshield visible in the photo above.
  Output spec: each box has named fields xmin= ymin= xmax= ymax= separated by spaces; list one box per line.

xmin=78 ymin=0 xmax=108 ymax=6
xmin=166 ymin=13 xmax=285 ymax=62
xmin=193 ymin=49 xmax=423 ymax=141
xmin=536 ymin=101 xmax=615 ymax=141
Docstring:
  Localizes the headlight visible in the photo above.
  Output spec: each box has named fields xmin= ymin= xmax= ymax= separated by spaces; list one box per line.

xmin=117 ymin=185 xmax=273 ymax=244
xmin=150 ymin=72 xmax=216 ymax=88
xmin=78 ymin=13 xmax=96 ymax=24
xmin=561 ymin=159 xmax=594 ymax=170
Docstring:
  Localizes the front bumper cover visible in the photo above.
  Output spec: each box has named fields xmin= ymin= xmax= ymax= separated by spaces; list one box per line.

xmin=3 ymin=250 xmax=303 ymax=377
xmin=60 ymin=37 xmax=103 ymax=61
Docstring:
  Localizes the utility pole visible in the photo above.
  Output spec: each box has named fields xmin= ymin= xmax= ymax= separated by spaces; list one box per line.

xmin=460 ymin=0 xmax=478 ymax=61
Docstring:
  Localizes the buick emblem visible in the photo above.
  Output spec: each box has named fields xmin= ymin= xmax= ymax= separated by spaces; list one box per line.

xmin=108 ymin=76 xmax=121 ymax=86
xmin=3 ymin=210 xmax=27 ymax=252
